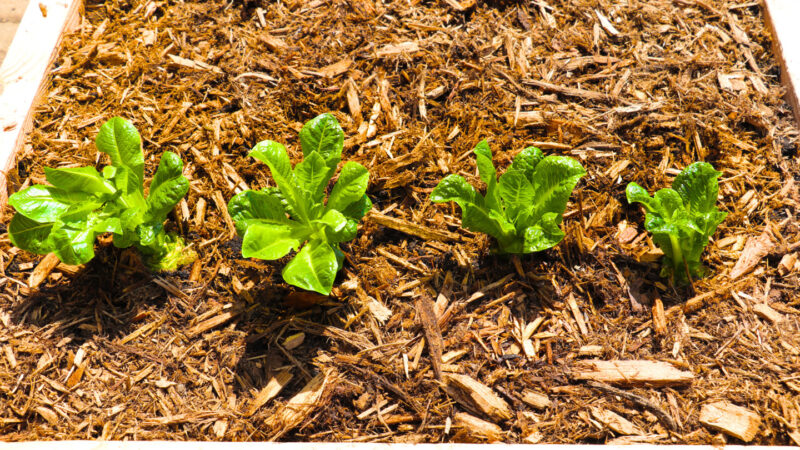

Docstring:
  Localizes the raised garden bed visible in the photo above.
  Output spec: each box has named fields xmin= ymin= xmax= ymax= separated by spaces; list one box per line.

xmin=1 ymin=0 xmax=799 ymax=444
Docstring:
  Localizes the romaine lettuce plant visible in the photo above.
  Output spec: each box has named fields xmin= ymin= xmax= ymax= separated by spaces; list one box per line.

xmin=626 ymin=162 xmax=727 ymax=282
xmin=227 ymin=113 xmax=371 ymax=295
xmin=431 ymin=140 xmax=585 ymax=254
xmin=8 ymin=117 xmax=196 ymax=271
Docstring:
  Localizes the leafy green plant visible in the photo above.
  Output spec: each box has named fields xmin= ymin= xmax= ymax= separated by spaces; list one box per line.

xmin=8 ymin=117 xmax=196 ymax=271
xmin=431 ymin=140 xmax=585 ymax=254
xmin=626 ymin=162 xmax=727 ymax=282
xmin=227 ymin=113 xmax=371 ymax=295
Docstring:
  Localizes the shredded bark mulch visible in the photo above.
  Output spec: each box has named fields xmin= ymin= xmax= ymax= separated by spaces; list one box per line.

xmin=1 ymin=0 xmax=800 ymax=443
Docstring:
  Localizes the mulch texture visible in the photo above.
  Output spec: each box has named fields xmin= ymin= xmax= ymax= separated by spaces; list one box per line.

xmin=1 ymin=0 xmax=800 ymax=443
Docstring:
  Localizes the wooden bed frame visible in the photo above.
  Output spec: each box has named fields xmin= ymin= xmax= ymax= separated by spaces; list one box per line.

xmin=0 ymin=0 xmax=82 ymax=207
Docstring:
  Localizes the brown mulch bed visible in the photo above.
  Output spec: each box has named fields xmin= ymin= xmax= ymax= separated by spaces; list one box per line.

xmin=2 ymin=0 xmax=800 ymax=443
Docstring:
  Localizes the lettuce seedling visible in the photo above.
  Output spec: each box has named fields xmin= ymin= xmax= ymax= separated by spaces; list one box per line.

xmin=8 ymin=117 xmax=196 ymax=271
xmin=227 ymin=113 xmax=371 ymax=295
xmin=626 ymin=162 xmax=727 ymax=283
xmin=431 ymin=140 xmax=585 ymax=254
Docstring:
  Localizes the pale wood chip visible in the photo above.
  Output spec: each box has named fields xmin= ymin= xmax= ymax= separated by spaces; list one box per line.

xmin=442 ymin=373 xmax=512 ymax=421
xmin=376 ymin=41 xmax=420 ymax=58
xmin=730 ymin=229 xmax=774 ymax=280
xmin=317 ymin=58 xmax=352 ymax=78
xmin=368 ymin=211 xmax=462 ymax=242
xmin=752 ymin=302 xmax=784 ymax=324
xmin=699 ymin=401 xmax=761 ymax=442
xmin=573 ymin=360 xmax=694 ymax=387
xmin=244 ymin=370 xmax=293 ymax=416
xmin=28 ymin=253 xmax=60 ymax=289
xmin=453 ymin=412 xmax=504 ymax=441
xmin=590 ymin=406 xmax=643 ymax=435
xmin=266 ymin=371 xmax=331 ymax=438
xmin=521 ymin=390 xmax=552 ymax=410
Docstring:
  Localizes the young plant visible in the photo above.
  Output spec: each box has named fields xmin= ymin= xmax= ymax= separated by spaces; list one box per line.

xmin=626 ymin=162 xmax=727 ymax=283
xmin=227 ymin=113 xmax=371 ymax=295
xmin=431 ymin=140 xmax=585 ymax=254
xmin=8 ymin=117 xmax=196 ymax=271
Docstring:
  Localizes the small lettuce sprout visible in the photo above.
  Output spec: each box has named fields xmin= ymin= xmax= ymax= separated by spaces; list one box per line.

xmin=431 ymin=140 xmax=585 ymax=254
xmin=8 ymin=117 xmax=196 ymax=271
xmin=227 ymin=113 xmax=371 ymax=295
xmin=626 ymin=162 xmax=727 ymax=283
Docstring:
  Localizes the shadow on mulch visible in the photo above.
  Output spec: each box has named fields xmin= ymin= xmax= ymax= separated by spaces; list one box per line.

xmin=9 ymin=245 xmax=174 ymax=343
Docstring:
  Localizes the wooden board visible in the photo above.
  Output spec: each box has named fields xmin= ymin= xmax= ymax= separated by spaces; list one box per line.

xmin=0 ymin=0 xmax=82 ymax=206
xmin=763 ymin=0 xmax=800 ymax=126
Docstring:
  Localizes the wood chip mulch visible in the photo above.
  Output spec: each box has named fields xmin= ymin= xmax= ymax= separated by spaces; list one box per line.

xmin=1 ymin=0 xmax=800 ymax=444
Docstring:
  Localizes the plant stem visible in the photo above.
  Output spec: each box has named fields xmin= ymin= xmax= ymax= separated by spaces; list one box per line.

xmin=669 ymin=234 xmax=684 ymax=277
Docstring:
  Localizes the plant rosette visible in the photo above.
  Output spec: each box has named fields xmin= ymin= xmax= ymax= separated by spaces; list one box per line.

xmin=431 ymin=140 xmax=585 ymax=254
xmin=626 ymin=161 xmax=727 ymax=283
xmin=227 ymin=113 xmax=371 ymax=295
xmin=8 ymin=117 xmax=196 ymax=271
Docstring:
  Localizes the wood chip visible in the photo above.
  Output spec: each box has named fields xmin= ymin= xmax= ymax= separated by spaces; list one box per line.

xmin=699 ymin=401 xmax=761 ymax=442
xmin=186 ymin=307 xmax=240 ymax=338
xmin=416 ymin=294 xmax=443 ymax=381
xmin=317 ymin=58 xmax=352 ymax=78
xmin=730 ymin=230 xmax=774 ymax=280
xmin=652 ymin=298 xmax=667 ymax=335
xmin=167 ymin=54 xmax=223 ymax=74
xmin=442 ymin=373 xmax=512 ymax=422
xmin=752 ymin=303 xmax=784 ymax=324
xmin=573 ymin=360 xmax=694 ymax=387
xmin=244 ymin=370 xmax=293 ymax=416
xmin=28 ymin=253 xmax=60 ymax=289
xmin=265 ymin=371 xmax=331 ymax=438
xmin=590 ymin=407 xmax=643 ymax=435
xmin=506 ymin=110 xmax=545 ymax=127
xmin=453 ymin=412 xmax=504 ymax=441
xmin=595 ymin=9 xmax=620 ymax=36
xmin=376 ymin=41 xmax=420 ymax=58
xmin=523 ymin=78 xmax=610 ymax=102
xmin=521 ymin=390 xmax=552 ymax=410
xmin=368 ymin=211 xmax=462 ymax=242
xmin=567 ymin=294 xmax=589 ymax=336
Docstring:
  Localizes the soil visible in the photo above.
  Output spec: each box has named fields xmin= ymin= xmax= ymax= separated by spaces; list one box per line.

xmin=1 ymin=0 xmax=800 ymax=444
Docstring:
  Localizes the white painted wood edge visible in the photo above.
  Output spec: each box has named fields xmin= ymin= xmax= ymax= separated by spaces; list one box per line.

xmin=763 ymin=0 xmax=800 ymax=126
xmin=0 ymin=0 xmax=82 ymax=207
xmin=0 ymin=444 xmax=797 ymax=450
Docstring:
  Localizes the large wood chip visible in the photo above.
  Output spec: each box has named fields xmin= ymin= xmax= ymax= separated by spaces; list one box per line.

xmin=521 ymin=390 xmax=552 ymax=410
xmin=266 ymin=371 xmax=331 ymax=437
xmin=28 ymin=253 xmax=60 ymax=289
xmin=699 ymin=401 xmax=761 ymax=442
xmin=317 ymin=58 xmax=351 ymax=78
xmin=752 ymin=302 xmax=784 ymax=324
xmin=167 ymin=54 xmax=223 ymax=74
xmin=573 ymin=360 xmax=694 ymax=387
xmin=442 ymin=373 xmax=512 ymax=422
xmin=368 ymin=211 xmax=462 ymax=242
xmin=186 ymin=306 xmax=241 ymax=338
xmin=453 ymin=412 xmax=504 ymax=442
xmin=416 ymin=294 xmax=443 ymax=380
xmin=730 ymin=230 xmax=774 ymax=280
xmin=245 ymin=370 xmax=293 ymax=416
xmin=376 ymin=41 xmax=420 ymax=58
xmin=590 ymin=407 xmax=643 ymax=436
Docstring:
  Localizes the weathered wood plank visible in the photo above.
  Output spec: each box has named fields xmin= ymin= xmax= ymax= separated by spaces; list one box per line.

xmin=0 ymin=0 xmax=82 ymax=207
xmin=763 ymin=0 xmax=800 ymax=126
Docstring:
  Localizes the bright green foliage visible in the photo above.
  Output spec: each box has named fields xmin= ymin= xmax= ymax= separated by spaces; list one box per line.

xmin=626 ymin=162 xmax=727 ymax=283
xmin=227 ymin=113 xmax=371 ymax=295
xmin=8 ymin=117 xmax=196 ymax=271
xmin=431 ymin=140 xmax=585 ymax=254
